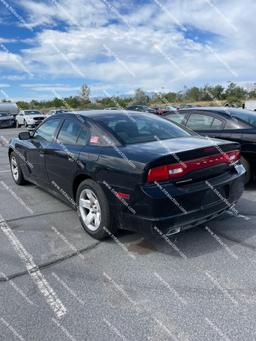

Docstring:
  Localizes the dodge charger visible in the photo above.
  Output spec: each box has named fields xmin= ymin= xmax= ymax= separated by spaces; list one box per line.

xmin=8 ymin=110 xmax=245 ymax=239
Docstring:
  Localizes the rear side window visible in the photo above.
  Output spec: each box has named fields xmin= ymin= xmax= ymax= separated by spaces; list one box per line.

xmin=211 ymin=118 xmax=223 ymax=129
xmin=186 ymin=113 xmax=214 ymax=130
xmin=33 ymin=119 xmax=60 ymax=142
xmin=166 ymin=112 xmax=187 ymax=124
xmin=57 ymin=120 xmax=82 ymax=144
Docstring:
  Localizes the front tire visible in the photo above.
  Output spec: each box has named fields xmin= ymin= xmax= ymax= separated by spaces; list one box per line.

xmin=24 ymin=120 xmax=28 ymax=127
xmin=76 ymin=179 xmax=117 ymax=240
xmin=16 ymin=120 xmax=20 ymax=128
xmin=10 ymin=152 xmax=26 ymax=185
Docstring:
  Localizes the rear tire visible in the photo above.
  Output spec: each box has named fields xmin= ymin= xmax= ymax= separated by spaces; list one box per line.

xmin=9 ymin=152 xmax=26 ymax=185
xmin=241 ymin=156 xmax=251 ymax=184
xmin=76 ymin=179 xmax=117 ymax=240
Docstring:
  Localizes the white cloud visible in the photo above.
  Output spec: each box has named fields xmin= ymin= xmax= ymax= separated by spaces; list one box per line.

xmin=0 ymin=38 xmax=16 ymax=43
xmin=21 ymin=83 xmax=80 ymax=92
xmin=2 ymin=0 xmax=256 ymax=96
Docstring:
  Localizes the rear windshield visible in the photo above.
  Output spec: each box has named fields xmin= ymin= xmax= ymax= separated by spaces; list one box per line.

xmin=0 ymin=113 xmax=9 ymax=117
xmin=93 ymin=113 xmax=191 ymax=145
xmin=229 ymin=109 xmax=256 ymax=128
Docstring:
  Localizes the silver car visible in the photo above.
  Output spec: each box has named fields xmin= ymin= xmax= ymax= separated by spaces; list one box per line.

xmin=16 ymin=110 xmax=45 ymax=128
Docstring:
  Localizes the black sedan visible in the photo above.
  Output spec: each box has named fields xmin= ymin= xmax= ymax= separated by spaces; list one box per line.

xmin=126 ymin=105 xmax=156 ymax=114
xmin=8 ymin=110 xmax=245 ymax=240
xmin=164 ymin=107 xmax=256 ymax=183
xmin=0 ymin=112 xmax=15 ymax=128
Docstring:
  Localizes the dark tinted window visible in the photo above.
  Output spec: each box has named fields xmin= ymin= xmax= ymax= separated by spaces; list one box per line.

xmin=88 ymin=124 xmax=119 ymax=146
xmin=186 ymin=113 xmax=214 ymax=130
xmin=211 ymin=118 xmax=223 ymax=129
xmin=77 ymin=127 xmax=90 ymax=145
xmin=93 ymin=113 xmax=190 ymax=145
xmin=0 ymin=113 xmax=9 ymax=117
xmin=229 ymin=109 xmax=256 ymax=128
xmin=166 ymin=112 xmax=187 ymax=124
xmin=33 ymin=119 xmax=60 ymax=142
xmin=57 ymin=120 xmax=81 ymax=144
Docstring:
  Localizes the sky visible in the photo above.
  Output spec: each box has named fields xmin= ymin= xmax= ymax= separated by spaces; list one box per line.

xmin=0 ymin=0 xmax=255 ymax=101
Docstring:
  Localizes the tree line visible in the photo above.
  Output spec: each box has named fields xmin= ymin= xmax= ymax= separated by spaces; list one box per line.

xmin=4 ymin=82 xmax=255 ymax=110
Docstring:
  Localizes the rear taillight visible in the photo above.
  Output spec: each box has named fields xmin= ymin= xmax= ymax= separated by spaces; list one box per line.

xmin=147 ymin=150 xmax=240 ymax=183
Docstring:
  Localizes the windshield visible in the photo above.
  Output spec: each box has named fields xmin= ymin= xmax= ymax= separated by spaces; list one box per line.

xmin=230 ymin=109 xmax=256 ymax=128
xmin=24 ymin=111 xmax=42 ymax=115
xmin=93 ymin=112 xmax=191 ymax=145
xmin=0 ymin=113 xmax=10 ymax=117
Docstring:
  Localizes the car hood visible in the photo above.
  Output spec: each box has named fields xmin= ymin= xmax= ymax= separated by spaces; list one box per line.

xmin=25 ymin=115 xmax=44 ymax=118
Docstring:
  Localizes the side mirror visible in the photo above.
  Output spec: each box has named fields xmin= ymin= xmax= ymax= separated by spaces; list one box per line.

xmin=18 ymin=132 xmax=31 ymax=140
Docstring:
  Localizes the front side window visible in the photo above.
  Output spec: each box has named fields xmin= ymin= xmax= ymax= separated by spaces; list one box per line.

xmin=57 ymin=120 xmax=82 ymax=145
xmin=229 ymin=109 xmax=256 ymax=128
xmin=33 ymin=119 xmax=61 ymax=142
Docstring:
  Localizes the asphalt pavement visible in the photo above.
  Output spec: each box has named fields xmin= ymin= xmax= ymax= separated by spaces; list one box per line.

xmin=0 ymin=127 xmax=256 ymax=341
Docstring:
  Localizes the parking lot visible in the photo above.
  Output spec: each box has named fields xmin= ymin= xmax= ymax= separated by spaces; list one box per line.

xmin=1 ymin=127 xmax=256 ymax=341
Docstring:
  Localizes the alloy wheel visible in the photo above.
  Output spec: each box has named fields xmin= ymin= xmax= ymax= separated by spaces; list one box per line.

xmin=11 ymin=156 xmax=19 ymax=181
xmin=79 ymin=188 xmax=101 ymax=231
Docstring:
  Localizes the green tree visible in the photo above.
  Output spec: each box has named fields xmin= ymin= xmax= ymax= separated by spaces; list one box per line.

xmin=133 ymin=88 xmax=150 ymax=105
xmin=225 ymin=82 xmax=246 ymax=105
xmin=185 ymin=87 xmax=201 ymax=101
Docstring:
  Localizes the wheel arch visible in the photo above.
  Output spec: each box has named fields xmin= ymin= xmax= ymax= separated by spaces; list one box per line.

xmin=8 ymin=147 xmax=14 ymax=159
xmin=72 ymin=174 xmax=92 ymax=200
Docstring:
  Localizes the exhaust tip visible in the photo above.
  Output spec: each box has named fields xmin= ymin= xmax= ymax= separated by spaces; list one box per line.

xmin=166 ymin=227 xmax=181 ymax=236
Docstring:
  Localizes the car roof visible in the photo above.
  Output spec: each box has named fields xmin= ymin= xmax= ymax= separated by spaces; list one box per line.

xmin=57 ymin=109 xmax=148 ymax=117
xmin=179 ymin=106 xmax=254 ymax=116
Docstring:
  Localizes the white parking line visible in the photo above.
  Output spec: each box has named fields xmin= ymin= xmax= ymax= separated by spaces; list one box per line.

xmin=0 ymin=215 xmax=67 ymax=319
xmin=0 ymin=170 xmax=9 ymax=173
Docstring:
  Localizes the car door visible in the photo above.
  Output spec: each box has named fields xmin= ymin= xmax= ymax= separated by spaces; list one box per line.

xmin=185 ymin=111 xmax=225 ymax=137
xmin=44 ymin=117 xmax=90 ymax=198
xmin=25 ymin=117 xmax=63 ymax=186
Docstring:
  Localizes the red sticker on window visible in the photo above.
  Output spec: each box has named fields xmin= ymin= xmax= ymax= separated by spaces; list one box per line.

xmin=90 ymin=135 xmax=100 ymax=144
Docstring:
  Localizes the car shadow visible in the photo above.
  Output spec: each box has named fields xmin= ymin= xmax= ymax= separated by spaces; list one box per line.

xmin=112 ymin=197 xmax=256 ymax=259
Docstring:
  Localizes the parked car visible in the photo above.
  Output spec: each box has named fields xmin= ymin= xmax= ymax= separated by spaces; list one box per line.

xmin=164 ymin=107 xmax=256 ymax=183
xmin=46 ymin=109 xmax=70 ymax=117
xmin=126 ymin=105 xmax=156 ymax=114
xmin=16 ymin=110 xmax=45 ymax=128
xmin=9 ymin=110 xmax=245 ymax=240
xmin=0 ymin=112 xmax=16 ymax=128
xmin=165 ymin=105 xmax=179 ymax=111
xmin=153 ymin=107 xmax=170 ymax=115
xmin=104 ymin=107 xmax=121 ymax=110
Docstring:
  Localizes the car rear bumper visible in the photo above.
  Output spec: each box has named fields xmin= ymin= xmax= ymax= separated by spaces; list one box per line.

xmin=115 ymin=165 xmax=245 ymax=235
